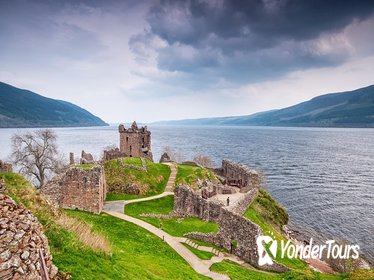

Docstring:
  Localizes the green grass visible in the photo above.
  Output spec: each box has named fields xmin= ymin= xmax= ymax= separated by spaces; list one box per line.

xmin=182 ymin=243 xmax=215 ymax=260
xmin=106 ymin=192 xmax=160 ymax=201
xmin=189 ymin=238 xmax=226 ymax=253
xmin=74 ymin=164 xmax=96 ymax=170
xmin=0 ymin=172 xmax=209 ymax=279
xmin=104 ymin=157 xmax=171 ymax=201
xmin=211 ymin=260 xmax=345 ymax=280
xmin=55 ymin=210 xmax=209 ymax=279
xmin=175 ymin=164 xmax=218 ymax=189
xmin=121 ymin=157 xmax=143 ymax=166
xmin=125 ymin=195 xmax=219 ymax=237
xmin=244 ymin=189 xmax=306 ymax=270
xmin=211 ymin=260 xmax=279 ymax=280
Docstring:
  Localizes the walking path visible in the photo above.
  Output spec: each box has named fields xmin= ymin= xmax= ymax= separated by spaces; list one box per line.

xmin=105 ymin=210 xmax=230 ymax=280
xmin=104 ymin=162 xmax=231 ymax=279
xmin=104 ymin=163 xmax=176 ymax=213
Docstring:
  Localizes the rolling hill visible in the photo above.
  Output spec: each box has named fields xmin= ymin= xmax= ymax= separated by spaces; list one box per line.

xmin=0 ymin=82 xmax=108 ymax=128
xmin=155 ymin=85 xmax=374 ymax=128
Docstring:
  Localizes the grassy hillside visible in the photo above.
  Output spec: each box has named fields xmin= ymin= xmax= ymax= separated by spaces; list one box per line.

xmin=211 ymin=260 xmax=344 ymax=280
xmin=244 ymin=189 xmax=305 ymax=269
xmin=0 ymin=81 xmax=108 ymax=128
xmin=105 ymin=157 xmax=171 ymax=201
xmin=175 ymin=163 xmax=219 ymax=189
xmin=154 ymin=85 xmax=374 ymax=128
xmin=0 ymin=172 xmax=209 ymax=279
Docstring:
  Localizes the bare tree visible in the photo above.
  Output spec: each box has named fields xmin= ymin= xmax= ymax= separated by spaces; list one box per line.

xmin=11 ymin=129 xmax=62 ymax=188
xmin=193 ymin=154 xmax=214 ymax=168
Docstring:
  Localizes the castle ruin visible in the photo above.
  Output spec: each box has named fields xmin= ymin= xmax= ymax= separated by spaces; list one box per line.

xmin=172 ymin=160 xmax=288 ymax=272
xmin=0 ymin=160 xmax=12 ymax=173
xmin=41 ymin=166 xmax=107 ymax=214
xmin=118 ymin=121 xmax=153 ymax=161
xmin=219 ymin=160 xmax=260 ymax=192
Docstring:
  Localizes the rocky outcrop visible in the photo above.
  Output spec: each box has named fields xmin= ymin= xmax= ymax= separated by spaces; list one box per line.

xmin=0 ymin=194 xmax=58 ymax=279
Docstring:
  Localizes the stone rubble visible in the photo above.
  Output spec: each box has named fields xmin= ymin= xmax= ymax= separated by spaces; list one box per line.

xmin=0 ymin=194 xmax=58 ymax=279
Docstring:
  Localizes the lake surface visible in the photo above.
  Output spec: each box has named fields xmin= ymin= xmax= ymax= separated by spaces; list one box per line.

xmin=1 ymin=125 xmax=373 ymax=263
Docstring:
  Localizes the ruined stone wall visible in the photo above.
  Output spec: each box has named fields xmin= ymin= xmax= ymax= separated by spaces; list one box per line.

xmin=222 ymin=160 xmax=259 ymax=191
xmin=119 ymin=122 xmax=153 ymax=161
xmin=173 ymin=185 xmax=261 ymax=265
xmin=0 ymin=160 xmax=12 ymax=173
xmin=42 ymin=166 xmax=106 ymax=214
xmin=103 ymin=148 xmax=126 ymax=161
xmin=230 ymin=188 xmax=258 ymax=216
xmin=0 ymin=194 xmax=58 ymax=279
xmin=173 ymin=186 xmax=289 ymax=272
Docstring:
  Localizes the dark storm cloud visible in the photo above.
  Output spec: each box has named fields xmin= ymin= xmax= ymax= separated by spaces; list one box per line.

xmin=148 ymin=0 xmax=374 ymax=50
xmin=128 ymin=0 xmax=374 ymax=86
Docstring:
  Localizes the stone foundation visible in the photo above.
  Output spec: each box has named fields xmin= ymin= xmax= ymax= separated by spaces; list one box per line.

xmin=41 ymin=166 xmax=107 ymax=214
xmin=0 ymin=194 xmax=58 ymax=279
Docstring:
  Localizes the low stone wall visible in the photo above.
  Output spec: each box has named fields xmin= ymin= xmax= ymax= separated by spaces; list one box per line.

xmin=229 ymin=188 xmax=258 ymax=216
xmin=222 ymin=160 xmax=259 ymax=190
xmin=42 ymin=166 xmax=107 ymax=214
xmin=0 ymin=194 xmax=58 ymax=279
xmin=0 ymin=160 xmax=12 ymax=173
xmin=173 ymin=185 xmax=261 ymax=265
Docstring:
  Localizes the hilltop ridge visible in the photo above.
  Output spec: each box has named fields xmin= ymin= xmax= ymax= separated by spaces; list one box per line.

xmin=0 ymin=81 xmax=108 ymax=128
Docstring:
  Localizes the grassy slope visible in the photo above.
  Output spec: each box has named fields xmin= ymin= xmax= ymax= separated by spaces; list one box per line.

xmin=182 ymin=243 xmax=215 ymax=260
xmin=174 ymin=164 xmax=218 ymax=189
xmin=0 ymin=172 xmax=209 ymax=280
xmin=125 ymin=195 xmax=219 ymax=237
xmin=105 ymin=157 xmax=171 ymax=201
xmin=211 ymin=261 xmax=344 ymax=280
xmin=244 ymin=189 xmax=306 ymax=269
xmin=0 ymin=81 xmax=107 ymax=128
xmin=242 ymin=189 xmax=359 ymax=280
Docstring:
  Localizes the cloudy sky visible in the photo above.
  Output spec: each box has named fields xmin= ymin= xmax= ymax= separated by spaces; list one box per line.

xmin=1 ymin=0 xmax=374 ymax=123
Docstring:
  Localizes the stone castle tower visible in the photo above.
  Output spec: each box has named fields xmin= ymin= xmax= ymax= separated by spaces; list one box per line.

xmin=119 ymin=121 xmax=153 ymax=161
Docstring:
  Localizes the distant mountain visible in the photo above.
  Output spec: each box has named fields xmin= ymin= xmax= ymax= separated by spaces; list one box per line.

xmin=154 ymin=85 xmax=374 ymax=128
xmin=0 ymin=82 xmax=108 ymax=128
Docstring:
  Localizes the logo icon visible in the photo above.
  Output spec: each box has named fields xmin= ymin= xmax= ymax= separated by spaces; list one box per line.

xmin=256 ymin=235 xmax=277 ymax=266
